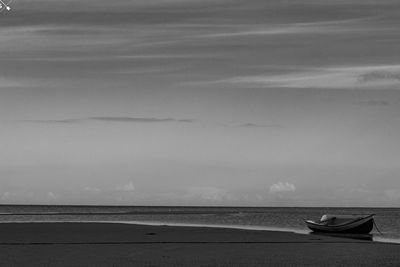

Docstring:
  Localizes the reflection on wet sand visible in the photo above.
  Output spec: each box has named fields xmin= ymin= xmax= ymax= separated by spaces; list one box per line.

xmin=310 ymin=232 xmax=373 ymax=241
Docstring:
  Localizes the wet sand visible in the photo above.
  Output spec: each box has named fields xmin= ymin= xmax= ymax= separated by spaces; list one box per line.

xmin=0 ymin=223 xmax=398 ymax=266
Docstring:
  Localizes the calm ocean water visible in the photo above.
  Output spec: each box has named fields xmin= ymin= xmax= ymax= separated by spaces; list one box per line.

xmin=0 ymin=206 xmax=399 ymax=243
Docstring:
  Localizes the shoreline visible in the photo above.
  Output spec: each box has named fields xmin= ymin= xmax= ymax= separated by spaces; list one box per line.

xmin=0 ymin=222 xmax=399 ymax=266
xmin=1 ymin=220 xmax=398 ymax=244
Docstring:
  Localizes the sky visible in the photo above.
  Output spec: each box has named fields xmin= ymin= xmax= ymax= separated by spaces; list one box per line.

xmin=1 ymin=0 xmax=400 ymax=206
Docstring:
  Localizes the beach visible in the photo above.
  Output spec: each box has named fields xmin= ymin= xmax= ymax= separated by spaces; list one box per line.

xmin=0 ymin=223 xmax=398 ymax=266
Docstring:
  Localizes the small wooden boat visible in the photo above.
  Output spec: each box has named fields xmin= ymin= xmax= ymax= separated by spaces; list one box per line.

xmin=304 ymin=214 xmax=375 ymax=234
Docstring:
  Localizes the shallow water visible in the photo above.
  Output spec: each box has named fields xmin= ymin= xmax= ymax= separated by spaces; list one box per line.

xmin=0 ymin=205 xmax=398 ymax=242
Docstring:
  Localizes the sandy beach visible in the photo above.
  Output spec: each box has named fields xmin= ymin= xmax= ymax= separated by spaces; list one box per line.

xmin=0 ymin=223 xmax=398 ymax=266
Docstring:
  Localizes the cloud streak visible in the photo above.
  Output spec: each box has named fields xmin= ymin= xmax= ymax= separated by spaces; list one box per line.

xmin=0 ymin=77 xmax=29 ymax=88
xmin=194 ymin=19 xmax=369 ymax=39
xmin=238 ymin=123 xmax=283 ymax=128
xmin=211 ymin=65 xmax=400 ymax=89
xmin=357 ymin=99 xmax=390 ymax=106
xmin=90 ymin=117 xmax=193 ymax=123
xmin=23 ymin=116 xmax=193 ymax=124
xmin=25 ymin=119 xmax=81 ymax=124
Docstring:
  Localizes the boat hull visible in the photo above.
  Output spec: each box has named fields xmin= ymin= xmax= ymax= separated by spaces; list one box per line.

xmin=305 ymin=216 xmax=374 ymax=234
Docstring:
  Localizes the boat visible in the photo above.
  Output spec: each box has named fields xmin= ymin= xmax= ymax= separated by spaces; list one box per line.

xmin=304 ymin=214 xmax=375 ymax=234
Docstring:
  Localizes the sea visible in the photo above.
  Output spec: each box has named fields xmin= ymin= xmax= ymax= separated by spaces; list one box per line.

xmin=0 ymin=205 xmax=399 ymax=243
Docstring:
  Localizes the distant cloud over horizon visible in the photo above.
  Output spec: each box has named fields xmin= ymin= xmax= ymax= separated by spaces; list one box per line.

xmin=83 ymin=186 xmax=102 ymax=193
xmin=47 ymin=191 xmax=56 ymax=199
xmin=115 ymin=181 xmax=135 ymax=192
xmin=270 ymin=182 xmax=296 ymax=193
xmin=1 ymin=192 xmax=17 ymax=201
xmin=184 ymin=186 xmax=229 ymax=202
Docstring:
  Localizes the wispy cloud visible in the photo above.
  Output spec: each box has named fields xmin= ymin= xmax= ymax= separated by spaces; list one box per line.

xmin=195 ymin=22 xmax=349 ymax=39
xmin=210 ymin=65 xmax=400 ymax=89
xmin=23 ymin=116 xmax=193 ymax=124
xmin=357 ymin=99 xmax=390 ymax=106
xmin=1 ymin=25 xmax=130 ymax=52
xmin=190 ymin=16 xmax=377 ymax=40
xmin=0 ymin=77 xmax=29 ymax=88
xmin=238 ymin=123 xmax=283 ymax=128
xmin=358 ymin=70 xmax=400 ymax=83
xmin=25 ymin=119 xmax=81 ymax=124
xmin=90 ymin=117 xmax=193 ymax=123
xmin=7 ymin=54 xmax=206 ymax=63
